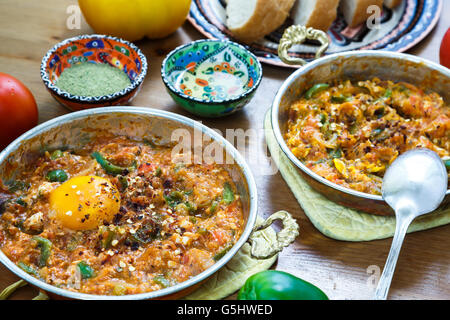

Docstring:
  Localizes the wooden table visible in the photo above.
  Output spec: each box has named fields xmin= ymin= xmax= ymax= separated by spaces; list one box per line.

xmin=0 ymin=0 xmax=449 ymax=300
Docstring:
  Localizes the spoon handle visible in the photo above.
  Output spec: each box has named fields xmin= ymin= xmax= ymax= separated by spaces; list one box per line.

xmin=374 ymin=212 xmax=415 ymax=300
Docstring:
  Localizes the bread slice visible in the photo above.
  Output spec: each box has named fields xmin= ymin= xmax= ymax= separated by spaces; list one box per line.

xmin=226 ymin=0 xmax=296 ymax=43
xmin=384 ymin=0 xmax=403 ymax=9
xmin=290 ymin=0 xmax=340 ymax=32
xmin=340 ymin=0 xmax=384 ymax=28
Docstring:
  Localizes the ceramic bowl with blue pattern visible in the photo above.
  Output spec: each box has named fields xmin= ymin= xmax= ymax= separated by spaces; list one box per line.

xmin=40 ymin=34 xmax=148 ymax=111
xmin=161 ymin=39 xmax=262 ymax=118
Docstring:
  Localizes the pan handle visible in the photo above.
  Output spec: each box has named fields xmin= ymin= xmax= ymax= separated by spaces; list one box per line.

xmin=248 ymin=210 xmax=299 ymax=259
xmin=278 ymin=25 xmax=330 ymax=66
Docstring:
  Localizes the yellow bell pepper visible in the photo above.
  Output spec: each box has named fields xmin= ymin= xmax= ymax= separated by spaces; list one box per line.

xmin=78 ymin=0 xmax=192 ymax=41
xmin=333 ymin=158 xmax=349 ymax=179
xmin=366 ymin=163 xmax=385 ymax=173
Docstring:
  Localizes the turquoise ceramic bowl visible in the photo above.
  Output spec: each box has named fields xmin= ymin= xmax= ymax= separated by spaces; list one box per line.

xmin=161 ymin=39 xmax=262 ymax=118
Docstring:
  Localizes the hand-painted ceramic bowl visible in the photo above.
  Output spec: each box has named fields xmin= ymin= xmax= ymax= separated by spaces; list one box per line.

xmin=40 ymin=34 xmax=148 ymax=111
xmin=161 ymin=39 xmax=262 ymax=118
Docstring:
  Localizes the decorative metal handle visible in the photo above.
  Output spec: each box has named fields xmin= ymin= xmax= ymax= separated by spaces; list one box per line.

xmin=278 ymin=25 xmax=330 ymax=66
xmin=248 ymin=210 xmax=299 ymax=259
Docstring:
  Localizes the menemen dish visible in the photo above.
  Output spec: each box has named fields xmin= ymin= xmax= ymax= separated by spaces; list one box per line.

xmin=285 ymin=78 xmax=450 ymax=195
xmin=0 ymin=135 xmax=244 ymax=295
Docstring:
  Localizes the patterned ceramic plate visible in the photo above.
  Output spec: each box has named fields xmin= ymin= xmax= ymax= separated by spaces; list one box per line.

xmin=188 ymin=0 xmax=442 ymax=68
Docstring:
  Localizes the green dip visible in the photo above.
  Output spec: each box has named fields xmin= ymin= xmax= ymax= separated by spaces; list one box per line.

xmin=55 ymin=62 xmax=132 ymax=97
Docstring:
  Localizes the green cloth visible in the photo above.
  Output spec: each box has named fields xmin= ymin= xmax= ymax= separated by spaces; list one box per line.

xmin=264 ymin=111 xmax=450 ymax=241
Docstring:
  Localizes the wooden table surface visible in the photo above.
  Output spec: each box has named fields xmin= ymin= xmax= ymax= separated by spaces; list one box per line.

xmin=0 ymin=0 xmax=449 ymax=300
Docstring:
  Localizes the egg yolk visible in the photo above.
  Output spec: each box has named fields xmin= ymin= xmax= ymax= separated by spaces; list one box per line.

xmin=49 ymin=176 xmax=121 ymax=230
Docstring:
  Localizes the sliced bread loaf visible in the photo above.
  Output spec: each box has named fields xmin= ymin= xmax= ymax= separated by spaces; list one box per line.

xmin=290 ymin=0 xmax=340 ymax=32
xmin=226 ymin=0 xmax=296 ymax=43
xmin=340 ymin=0 xmax=384 ymax=28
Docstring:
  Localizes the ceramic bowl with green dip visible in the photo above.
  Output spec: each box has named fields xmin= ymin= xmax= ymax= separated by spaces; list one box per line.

xmin=161 ymin=39 xmax=262 ymax=118
xmin=41 ymin=34 xmax=147 ymax=111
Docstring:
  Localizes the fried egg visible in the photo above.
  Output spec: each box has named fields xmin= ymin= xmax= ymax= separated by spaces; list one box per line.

xmin=49 ymin=176 xmax=120 ymax=230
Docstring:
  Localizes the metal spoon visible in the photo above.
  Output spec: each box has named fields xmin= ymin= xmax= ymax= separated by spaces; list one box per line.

xmin=374 ymin=148 xmax=448 ymax=300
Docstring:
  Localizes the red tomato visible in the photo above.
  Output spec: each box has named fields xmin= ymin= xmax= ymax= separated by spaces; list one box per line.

xmin=138 ymin=162 xmax=156 ymax=176
xmin=440 ymin=27 xmax=450 ymax=68
xmin=0 ymin=73 xmax=38 ymax=150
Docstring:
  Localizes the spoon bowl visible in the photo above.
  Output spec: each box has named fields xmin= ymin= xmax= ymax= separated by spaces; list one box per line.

xmin=374 ymin=148 xmax=448 ymax=299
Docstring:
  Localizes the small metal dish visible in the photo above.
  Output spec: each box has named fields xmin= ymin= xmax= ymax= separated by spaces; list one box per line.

xmin=271 ymin=50 xmax=450 ymax=216
xmin=161 ymin=39 xmax=262 ymax=118
xmin=40 ymin=34 xmax=148 ymax=111
xmin=0 ymin=107 xmax=257 ymax=299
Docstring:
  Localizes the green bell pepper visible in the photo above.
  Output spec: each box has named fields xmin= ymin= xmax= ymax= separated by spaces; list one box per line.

xmin=32 ymin=236 xmax=52 ymax=267
xmin=18 ymin=261 xmax=40 ymax=278
xmin=77 ymin=261 xmax=95 ymax=279
xmin=46 ymin=169 xmax=68 ymax=182
xmin=50 ymin=150 xmax=64 ymax=160
xmin=304 ymin=83 xmax=329 ymax=99
xmin=222 ymin=182 xmax=235 ymax=204
xmin=91 ymin=151 xmax=130 ymax=176
xmin=238 ymin=270 xmax=328 ymax=300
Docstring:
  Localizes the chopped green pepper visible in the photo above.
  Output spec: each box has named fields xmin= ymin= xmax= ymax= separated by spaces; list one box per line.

xmin=32 ymin=236 xmax=52 ymax=267
xmin=209 ymin=200 xmax=219 ymax=214
xmin=374 ymin=89 xmax=392 ymax=104
xmin=50 ymin=150 xmax=64 ymax=160
xmin=46 ymin=169 xmax=68 ymax=183
xmin=101 ymin=228 xmax=116 ymax=249
xmin=238 ymin=270 xmax=328 ymax=300
xmin=184 ymin=201 xmax=196 ymax=214
xmin=153 ymin=275 xmax=170 ymax=288
xmin=77 ymin=261 xmax=95 ymax=279
xmin=18 ymin=262 xmax=40 ymax=278
xmin=213 ymin=244 xmax=232 ymax=261
xmin=222 ymin=182 xmax=235 ymax=204
xmin=91 ymin=152 xmax=130 ymax=176
xmin=15 ymin=197 xmax=27 ymax=207
xmin=327 ymin=148 xmax=342 ymax=159
xmin=164 ymin=190 xmax=184 ymax=208
xmin=197 ymin=227 xmax=208 ymax=235
xmin=117 ymin=175 xmax=128 ymax=192
xmin=304 ymin=83 xmax=329 ymax=99
xmin=330 ymin=94 xmax=351 ymax=103
xmin=15 ymin=220 xmax=42 ymax=236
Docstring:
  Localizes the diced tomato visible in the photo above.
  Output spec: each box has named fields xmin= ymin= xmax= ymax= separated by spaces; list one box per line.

xmin=138 ymin=162 xmax=155 ymax=175
xmin=210 ymin=229 xmax=228 ymax=246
